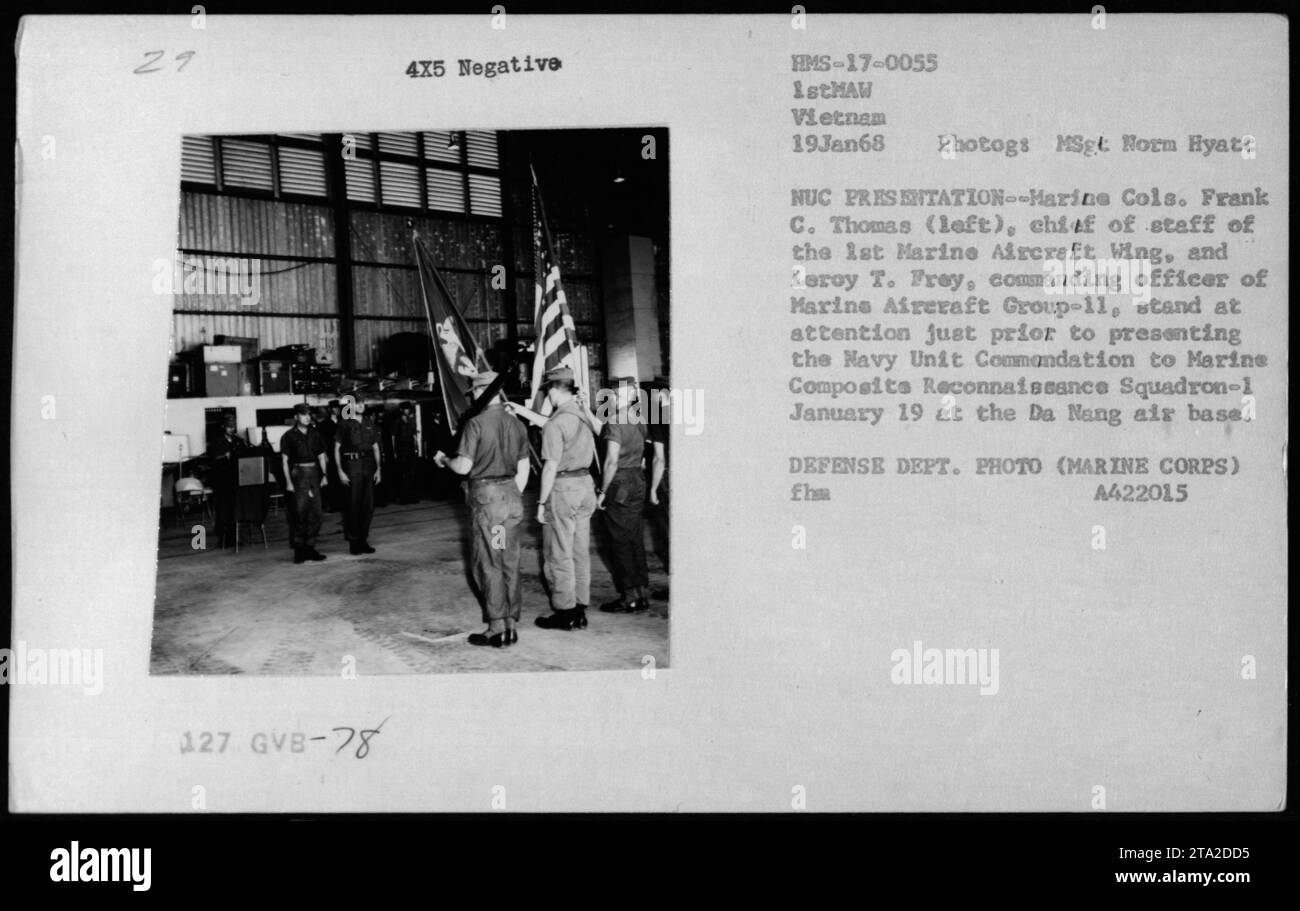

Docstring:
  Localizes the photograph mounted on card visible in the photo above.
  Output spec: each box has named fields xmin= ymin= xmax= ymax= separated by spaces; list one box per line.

xmin=9 ymin=13 xmax=1286 ymax=815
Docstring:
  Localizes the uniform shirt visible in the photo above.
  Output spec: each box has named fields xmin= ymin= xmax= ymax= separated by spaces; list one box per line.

xmin=280 ymin=424 xmax=326 ymax=463
xmin=209 ymin=431 xmax=248 ymax=460
xmin=394 ymin=417 xmax=419 ymax=455
xmin=208 ymin=431 xmax=248 ymax=484
xmin=315 ymin=418 xmax=338 ymax=448
xmin=337 ymin=418 xmax=380 ymax=455
xmin=456 ymin=404 xmax=528 ymax=480
xmin=602 ymin=412 xmax=646 ymax=470
xmin=540 ymin=399 xmax=595 ymax=472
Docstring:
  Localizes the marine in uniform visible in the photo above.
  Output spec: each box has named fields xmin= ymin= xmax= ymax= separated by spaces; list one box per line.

xmin=523 ymin=366 xmax=601 ymax=631
xmin=436 ymin=372 xmax=531 ymax=648
xmin=335 ymin=399 xmax=382 ymax=555
xmin=598 ymin=376 xmax=650 ymax=613
xmin=313 ymin=405 xmax=340 ymax=512
xmin=280 ymin=403 xmax=329 ymax=563
xmin=207 ymin=414 xmax=250 ymax=546
xmin=393 ymin=401 xmax=420 ymax=504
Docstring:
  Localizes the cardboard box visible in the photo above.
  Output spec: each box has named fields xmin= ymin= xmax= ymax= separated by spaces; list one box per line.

xmin=202 ymin=344 xmax=243 ymax=364
xmin=215 ymin=335 xmax=259 ymax=362
xmin=202 ymin=362 xmax=240 ymax=397
xmin=258 ymin=360 xmax=291 ymax=395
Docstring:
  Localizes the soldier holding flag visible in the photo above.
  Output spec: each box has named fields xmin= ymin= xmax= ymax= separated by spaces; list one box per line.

xmin=435 ymin=372 xmax=530 ymax=648
xmin=414 ymin=226 xmax=529 ymax=645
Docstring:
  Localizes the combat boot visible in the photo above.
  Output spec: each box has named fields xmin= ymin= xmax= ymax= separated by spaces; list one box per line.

xmin=535 ymin=608 xmax=577 ymax=630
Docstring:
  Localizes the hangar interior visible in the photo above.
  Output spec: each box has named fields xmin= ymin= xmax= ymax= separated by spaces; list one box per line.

xmin=152 ymin=128 xmax=671 ymax=675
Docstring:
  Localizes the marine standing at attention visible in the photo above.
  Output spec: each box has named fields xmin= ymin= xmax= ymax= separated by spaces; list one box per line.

xmin=280 ymin=403 xmax=329 ymax=564
xmin=597 ymin=376 xmax=650 ymax=614
xmin=508 ymin=366 xmax=600 ymax=632
xmin=335 ymin=398 xmax=382 ymax=555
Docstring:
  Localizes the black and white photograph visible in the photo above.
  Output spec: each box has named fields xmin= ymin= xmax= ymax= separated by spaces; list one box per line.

xmin=151 ymin=127 xmax=672 ymax=674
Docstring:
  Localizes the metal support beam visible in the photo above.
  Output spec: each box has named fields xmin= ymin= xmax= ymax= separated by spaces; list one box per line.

xmin=322 ymin=134 xmax=356 ymax=372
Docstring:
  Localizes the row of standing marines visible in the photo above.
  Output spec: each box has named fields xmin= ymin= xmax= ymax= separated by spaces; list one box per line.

xmin=435 ymin=367 xmax=669 ymax=648
xmin=209 ymin=397 xmax=420 ymax=563
xmin=209 ymin=369 xmax=669 ymax=647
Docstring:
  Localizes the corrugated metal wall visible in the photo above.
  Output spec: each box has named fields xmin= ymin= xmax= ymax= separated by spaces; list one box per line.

xmin=174 ymin=192 xmax=521 ymax=371
xmin=352 ymin=266 xmax=505 ymax=320
xmin=352 ymin=318 xmax=427 ymax=372
xmin=175 ymin=192 xmax=343 ymax=363
xmin=174 ymin=131 xmax=608 ymax=377
xmin=178 ymin=194 xmax=334 ymax=257
xmin=349 ymin=210 xmax=503 ymax=269
xmin=172 ymin=314 xmax=344 ymax=365
xmin=347 ymin=209 xmax=510 ymax=368
xmin=173 ymin=260 xmax=337 ymax=314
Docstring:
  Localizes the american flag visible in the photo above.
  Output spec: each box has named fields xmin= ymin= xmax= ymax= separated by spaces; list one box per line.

xmin=529 ymin=165 xmax=585 ymax=413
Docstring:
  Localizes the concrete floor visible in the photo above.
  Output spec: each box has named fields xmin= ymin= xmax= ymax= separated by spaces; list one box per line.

xmin=151 ymin=491 xmax=670 ymax=676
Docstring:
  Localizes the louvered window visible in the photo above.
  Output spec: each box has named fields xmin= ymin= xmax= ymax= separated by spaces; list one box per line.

xmin=380 ymin=161 xmax=423 ymax=208
xmin=278 ymin=146 xmax=327 ymax=197
xmin=421 ymin=131 xmax=462 ymax=164
xmin=468 ymin=174 xmax=502 ymax=217
xmin=182 ymin=131 xmax=501 ymax=216
xmin=464 ymin=131 xmax=499 ymax=169
xmin=181 ymin=136 xmax=217 ymax=184
xmin=345 ymin=158 xmax=376 ymax=203
xmin=377 ymin=131 xmax=419 ymax=156
xmin=220 ymin=139 xmax=274 ymax=191
xmin=426 ymin=168 xmax=467 ymax=213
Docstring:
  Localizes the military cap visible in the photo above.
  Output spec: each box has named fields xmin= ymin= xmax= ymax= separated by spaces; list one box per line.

xmin=292 ymin=403 xmax=311 ymax=415
xmin=471 ymin=370 xmax=499 ymax=390
xmin=609 ymin=374 xmax=638 ymax=387
xmin=543 ymin=366 xmax=574 ymax=383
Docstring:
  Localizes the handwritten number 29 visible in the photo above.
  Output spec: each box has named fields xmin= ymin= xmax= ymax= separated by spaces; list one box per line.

xmin=135 ymin=50 xmax=195 ymax=74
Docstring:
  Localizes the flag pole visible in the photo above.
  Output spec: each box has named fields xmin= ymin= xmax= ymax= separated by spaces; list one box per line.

xmin=528 ymin=159 xmax=547 ymax=413
xmin=407 ymin=218 xmax=438 ymax=383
